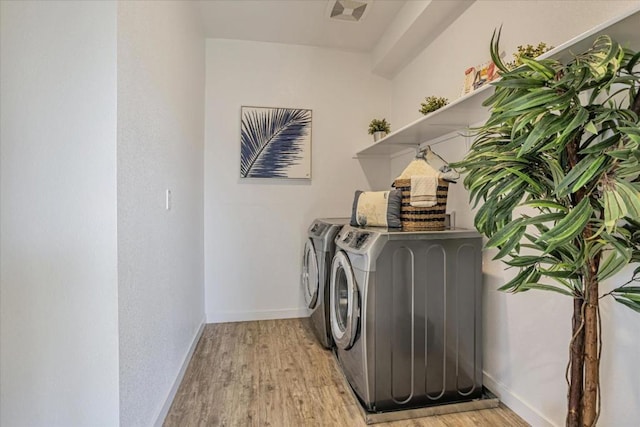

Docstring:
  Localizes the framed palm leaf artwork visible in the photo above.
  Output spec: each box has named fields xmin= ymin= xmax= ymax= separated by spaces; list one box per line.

xmin=240 ymin=106 xmax=312 ymax=179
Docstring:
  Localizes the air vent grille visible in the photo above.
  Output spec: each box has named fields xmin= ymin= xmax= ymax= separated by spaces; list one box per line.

xmin=328 ymin=0 xmax=370 ymax=22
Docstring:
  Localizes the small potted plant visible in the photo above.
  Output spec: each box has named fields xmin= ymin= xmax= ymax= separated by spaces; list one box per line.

xmin=506 ymin=42 xmax=553 ymax=70
xmin=419 ymin=96 xmax=449 ymax=115
xmin=368 ymin=118 xmax=391 ymax=141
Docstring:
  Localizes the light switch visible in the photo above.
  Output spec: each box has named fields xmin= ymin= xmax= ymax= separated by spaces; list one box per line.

xmin=166 ymin=189 xmax=171 ymax=211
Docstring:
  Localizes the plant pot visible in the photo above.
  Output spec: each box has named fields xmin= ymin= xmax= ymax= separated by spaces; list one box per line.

xmin=373 ymin=131 xmax=387 ymax=142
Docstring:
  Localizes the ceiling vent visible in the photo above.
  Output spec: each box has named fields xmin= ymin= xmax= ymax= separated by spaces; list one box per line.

xmin=327 ymin=0 xmax=371 ymax=22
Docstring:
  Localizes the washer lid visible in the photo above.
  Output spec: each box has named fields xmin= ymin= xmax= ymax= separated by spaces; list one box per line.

xmin=330 ymin=251 xmax=359 ymax=350
xmin=302 ymin=238 xmax=320 ymax=309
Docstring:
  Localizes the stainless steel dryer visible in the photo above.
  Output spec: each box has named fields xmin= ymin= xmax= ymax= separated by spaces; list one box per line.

xmin=302 ymin=218 xmax=350 ymax=348
xmin=330 ymin=225 xmax=483 ymax=412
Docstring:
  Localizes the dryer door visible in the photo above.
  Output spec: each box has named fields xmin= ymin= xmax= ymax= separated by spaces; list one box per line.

xmin=301 ymin=239 xmax=319 ymax=309
xmin=330 ymin=250 xmax=359 ymax=350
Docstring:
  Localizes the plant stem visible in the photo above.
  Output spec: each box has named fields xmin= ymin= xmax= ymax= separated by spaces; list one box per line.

xmin=566 ymin=129 xmax=602 ymax=425
xmin=582 ymin=243 xmax=601 ymax=427
xmin=600 ymin=277 xmax=639 ymax=299
xmin=632 ymin=90 xmax=640 ymax=116
xmin=564 ymin=130 xmax=591 ymax=427
xmin=567 ymin=297 xmax=585 ymax=427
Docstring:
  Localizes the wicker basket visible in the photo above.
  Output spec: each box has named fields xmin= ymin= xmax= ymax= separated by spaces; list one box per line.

xmin=393 ymin=178 xmax=449 ymax=231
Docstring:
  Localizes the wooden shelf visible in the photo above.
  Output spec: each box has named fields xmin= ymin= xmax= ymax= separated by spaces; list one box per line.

xmin=355 ymin=5 xmax=640 ymax=158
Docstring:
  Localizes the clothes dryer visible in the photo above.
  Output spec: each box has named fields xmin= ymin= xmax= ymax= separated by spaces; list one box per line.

xmin=301 ymin=218 xmax=350 ymax=348
xmin=330 ymin=225 xmax=483 ymax=411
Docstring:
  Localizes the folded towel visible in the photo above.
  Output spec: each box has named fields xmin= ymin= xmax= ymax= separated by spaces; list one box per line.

xmin=410 ymin=175 xmax=439 ymax=207
xmin=395 ymin=158 xmax=439 ymax=181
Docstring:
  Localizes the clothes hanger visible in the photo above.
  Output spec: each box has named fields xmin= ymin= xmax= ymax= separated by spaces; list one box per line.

xmin=415 ymin=145 xmax=431 ymax=160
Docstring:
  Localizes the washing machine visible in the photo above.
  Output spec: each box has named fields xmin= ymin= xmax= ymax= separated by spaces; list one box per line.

xmin=301 ymin=218 xmax=350 ymax=348
xmin=330 ymin=224 xmax=483 ymax=412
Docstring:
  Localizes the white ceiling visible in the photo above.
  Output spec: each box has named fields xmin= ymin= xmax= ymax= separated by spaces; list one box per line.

xmin=197 ymin=0 xmax=475 ymax=78
xmin=198 ymin=0 xmax=407 ymax=53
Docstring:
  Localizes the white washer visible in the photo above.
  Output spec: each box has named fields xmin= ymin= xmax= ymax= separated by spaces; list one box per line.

xmin=330 ymin=224 xmax=484 ymax=411
xmin=301 ymin=218 xmax=349 ymax=348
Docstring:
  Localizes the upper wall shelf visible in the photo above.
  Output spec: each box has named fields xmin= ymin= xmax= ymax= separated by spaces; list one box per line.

xmin=356 ymin=6 xmax=640 ymax=158
xmin=356 ymin=84 xmax=493 ymax=157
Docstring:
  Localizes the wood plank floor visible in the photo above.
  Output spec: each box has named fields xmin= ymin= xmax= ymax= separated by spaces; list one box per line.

xmin=164 ymin=319 xmax=529 ymax=427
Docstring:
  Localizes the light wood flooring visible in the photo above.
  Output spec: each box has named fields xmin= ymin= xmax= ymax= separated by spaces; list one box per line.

xmin=164 ymin=319 xmax=529 ymax=427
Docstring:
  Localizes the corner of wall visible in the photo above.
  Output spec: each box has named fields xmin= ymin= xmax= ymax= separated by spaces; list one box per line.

xmin=154 ymin=318 xmax=206 ymax=427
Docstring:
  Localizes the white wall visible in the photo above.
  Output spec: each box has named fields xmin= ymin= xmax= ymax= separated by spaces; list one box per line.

xmin=391 ymin=0 xmax=640 ymax=132
xmin=389 ymin=2 xmax=640 ymax=426
xmin=205 ymin=39 xmax=391 ymax=322
xmin=0 ymin=2 xmax=120 ymax=426
xmin=117 ymin=1 xmax=205 ymax=425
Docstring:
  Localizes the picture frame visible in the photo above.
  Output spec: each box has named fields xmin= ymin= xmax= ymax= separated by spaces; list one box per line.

xmin=240 ymin=106 xmax=312 ymax=179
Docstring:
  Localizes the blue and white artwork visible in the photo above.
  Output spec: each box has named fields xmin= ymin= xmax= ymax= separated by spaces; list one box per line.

xmin=240 ymin=106 xmax=312 ymax=179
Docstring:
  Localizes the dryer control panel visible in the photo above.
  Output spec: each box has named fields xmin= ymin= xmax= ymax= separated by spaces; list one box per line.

xmin=341 ymin=229 xmax=372 ymax=250
xmin=353 ymin=232 xmax=370 ymax=249
xmin=334 ymin=225 xmax=388 ymax=271
xmin=310 ymin=222 xmax=327 ymax=236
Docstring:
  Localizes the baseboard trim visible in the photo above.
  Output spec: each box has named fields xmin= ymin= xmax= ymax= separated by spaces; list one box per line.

xmin=154 ymin=318 xmax=205 ymax=427
xmin=206 ymin=308 xmax=310 ymax=323
xmin=483 ymin=371 xmax=557 ymax=427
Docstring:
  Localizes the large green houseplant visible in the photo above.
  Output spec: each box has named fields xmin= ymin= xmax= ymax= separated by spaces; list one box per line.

xmin=452 ymin=33 xmax=640 ymax=427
